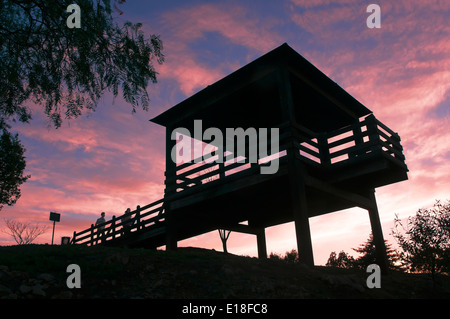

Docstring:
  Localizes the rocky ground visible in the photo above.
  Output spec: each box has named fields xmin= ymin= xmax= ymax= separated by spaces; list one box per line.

xmin=0 ymin=244 xmax=449 ymax=300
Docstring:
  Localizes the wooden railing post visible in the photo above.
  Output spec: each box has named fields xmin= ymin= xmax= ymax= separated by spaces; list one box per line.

xmin=350 ymin=120 xmax=364 ymax=158
xmin=72 ymin=231 xmax=77 ymax=244
xmin=111 ymin=216 xmax=116 ymax=239
xmin=136 ymin=205 xmax=141 ymax=230
xmin=392 ymin=133 xmax=404 ymax=161
xmin=219 ymin=161 xmax=225 ymax=179
xmin=90 ymin=224 xmax=94 ymax=246
xmin=317 ymin=133 xmax=331 ymax=166
xmin=365 ymin=114 xmax=382 ymax=154
xmin=248 ymin=135 xmax=258 ymax=169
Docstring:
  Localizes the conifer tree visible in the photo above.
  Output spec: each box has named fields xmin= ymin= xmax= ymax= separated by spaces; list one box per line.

xmin=352 ymin=233 xmax=402 ymax=271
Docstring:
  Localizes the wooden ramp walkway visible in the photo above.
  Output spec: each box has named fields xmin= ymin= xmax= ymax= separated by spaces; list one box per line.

xmin=71 ymin=198 xmax=168 ymax=248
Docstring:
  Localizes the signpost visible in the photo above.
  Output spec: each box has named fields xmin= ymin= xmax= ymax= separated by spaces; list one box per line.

xmin=49 ymin=212 xmax=61 ymax=245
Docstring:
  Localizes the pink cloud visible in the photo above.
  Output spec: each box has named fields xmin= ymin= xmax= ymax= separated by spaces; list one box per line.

xmin=161 ymin=3 xmax=280 ymax=53
xmin=158 ymin=58 xmax=225 ymax=96
xmin=156 ymin=3 xmax=281 ymax=96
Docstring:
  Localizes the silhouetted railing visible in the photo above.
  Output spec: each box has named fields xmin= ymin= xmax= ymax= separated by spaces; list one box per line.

xmin=325 ymin=114 xmax=405 ymax=167
xmin=71 ymin=198 xmax=165 ymax=246
xmin=165 ymin=114 xmax=406 ymax=196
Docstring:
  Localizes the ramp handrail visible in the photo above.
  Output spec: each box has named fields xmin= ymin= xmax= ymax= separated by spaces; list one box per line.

xmin=71 ymin=198 xmax=165 ymax=246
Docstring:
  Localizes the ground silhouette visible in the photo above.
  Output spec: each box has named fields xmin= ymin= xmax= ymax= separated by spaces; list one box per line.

xmin=0 ymin=245 xmax=448 ymax=299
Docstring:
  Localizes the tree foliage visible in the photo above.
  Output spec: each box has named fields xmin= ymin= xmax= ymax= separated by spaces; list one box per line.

xmin=0 ymin=0 xmax=164 ymax=127
xmin=325 ymin=234 xmax=402 ymax=270
xmin=351 ymin=233 xmax=402 ymax=271
xmin=325 ymin=250 xmax=355 ymax=269
xmin=392 ymin=200 xmax=450 ymax=276
xmin=0 ymin=128 xmax=30 ymax=210
xmin=269 ymin=249 xmax=300 ymax=263
xmin=0 ymin=0 xmax=163 ymax=209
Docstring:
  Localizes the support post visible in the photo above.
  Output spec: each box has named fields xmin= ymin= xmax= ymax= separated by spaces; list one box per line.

xmin=256 ymin=228 xmax=267 ymax=259
xmin=165 ymin=207 xmax=177 ymax=251
xmin=165 ymin=126 xmax=178 ymax=251
xmin=165 ymin=126 xmax=177 ymax=196
xmin=287 ymin=131 xmax=314 ymax=266
xmin=248 ymin=220 xmax=267 ymax=259
xmin=291 ymin=175 xmax=314 ymax=266
xmin=368 ymin=189 xmax=389 ymax=273
xmin=277 ymin=65 xmax=314 ymax=267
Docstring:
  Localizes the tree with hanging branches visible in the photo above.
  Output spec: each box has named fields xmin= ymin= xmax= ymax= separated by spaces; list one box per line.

xmin=0 ymin=0 xmax=164 ymax=209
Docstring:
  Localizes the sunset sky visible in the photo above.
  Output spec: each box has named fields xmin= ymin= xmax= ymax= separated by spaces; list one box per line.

xmin=1 ymin=0 xmax=449 ymax=265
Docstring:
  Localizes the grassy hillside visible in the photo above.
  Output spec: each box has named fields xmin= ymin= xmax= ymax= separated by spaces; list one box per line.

xmin=0 ymin=244 xmax=449 ymax=299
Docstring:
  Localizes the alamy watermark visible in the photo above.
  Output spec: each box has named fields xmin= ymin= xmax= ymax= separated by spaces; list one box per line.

xmin=66 ymin=4 xmax=81 ymax=29
xmin=366 ymin=4 xmax=381 ymax=29
xmin=66 ymin=264 xmax=81 ymax=288
xmin=366 ymin=264 xmax=381 ymax=288
xmin=171 ymin=120 xmax=280 ymax=175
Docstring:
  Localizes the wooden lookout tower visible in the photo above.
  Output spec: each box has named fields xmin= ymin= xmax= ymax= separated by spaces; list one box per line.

xmin=72 ymin=43 xmax=408 ymax=271
xmin=150 ymin=43 xmax=408 ymax=269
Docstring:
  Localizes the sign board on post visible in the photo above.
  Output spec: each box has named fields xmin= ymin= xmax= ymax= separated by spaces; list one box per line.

xmin=49 ymin=212 xmax=61 ymax=245
xmin=50 ymin=212 xmax=61 ymax=222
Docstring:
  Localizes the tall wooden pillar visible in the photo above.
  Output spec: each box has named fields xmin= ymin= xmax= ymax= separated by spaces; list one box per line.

xmin=278 ymin=65 xmax=314 ymax=266
xmin=165 ymin=126 xmax=178 ymax=251
xmin=368 ymin=189 xmax=388 ymax=273
xmin=249 ymin=220 xmax=267 ymax=259
xmin=285 ymin=126 xmax=314 ymax=266
xmin=289 ymin=159 xmax=315 ymax=266
xmin=256 ymin=228 xmax=267 ymax=259
xmin=165 ymin=206 xmax=178 ymax=251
